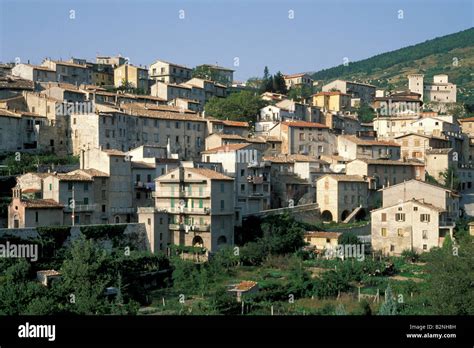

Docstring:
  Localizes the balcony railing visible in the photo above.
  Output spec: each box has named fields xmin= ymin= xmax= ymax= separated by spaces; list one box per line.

xmin=134 ymin=181 xmax=155 ymax=190
xmin=166 ymin=207 xmax=211 ymax=214
xmin=64 ymin=203 xmax=97 ymax=212
xmin=152 ymin=189 xmax=211 ymax=198
xmin=247 ymin=175 xmax=268 ymax=184
xmin=169 ymin=223 xmax=210 ymax=232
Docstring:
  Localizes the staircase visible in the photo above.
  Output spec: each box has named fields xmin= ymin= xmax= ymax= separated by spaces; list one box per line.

xmin=343 ymin=206 xmax=363 ymax=224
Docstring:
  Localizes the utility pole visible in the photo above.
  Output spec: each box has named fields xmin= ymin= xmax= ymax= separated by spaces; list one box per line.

xmin=71 ymin=184 xmax=75 ymax=226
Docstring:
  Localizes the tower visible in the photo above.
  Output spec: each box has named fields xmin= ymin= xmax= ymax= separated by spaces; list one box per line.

xmin=408 ymin=74 xmax=424 ymax=100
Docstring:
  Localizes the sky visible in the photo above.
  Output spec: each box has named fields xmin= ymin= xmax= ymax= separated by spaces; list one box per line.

xmin=0 ymin=0 xmax=473 ymax=81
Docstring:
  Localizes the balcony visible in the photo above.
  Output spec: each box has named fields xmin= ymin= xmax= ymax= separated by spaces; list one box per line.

xmin=166 ymin=207 xmax=211 ymax=215
xmin=134 ymin=181 xmax=155 ymax=190
xmin=169 ymin=223 xmax=210 ymax=232
xmin=64 ymin=203 xmax=97 ymax=212
xmin=152 ymin=189 xmax=211 ymax=198
xmin=247 ymin=175 xmax=268 ymax=184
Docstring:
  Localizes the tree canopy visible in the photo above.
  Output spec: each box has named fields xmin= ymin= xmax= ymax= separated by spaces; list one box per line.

xmin=204 ymin=91 xmax=268 ymax=123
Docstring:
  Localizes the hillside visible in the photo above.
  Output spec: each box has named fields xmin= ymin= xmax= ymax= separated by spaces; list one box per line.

xmin=311 ymin=28 xmax=474 ymax=105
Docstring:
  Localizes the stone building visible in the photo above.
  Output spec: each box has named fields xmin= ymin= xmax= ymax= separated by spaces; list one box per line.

xmin=152 ymin=166 xmax=235 ymax=252
xmin=316 ymin=174 xmax=369 ymax=223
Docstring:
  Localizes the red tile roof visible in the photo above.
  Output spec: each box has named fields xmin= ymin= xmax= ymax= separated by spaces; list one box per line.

xmin=281 ymin=121 xmax=328 ymax=129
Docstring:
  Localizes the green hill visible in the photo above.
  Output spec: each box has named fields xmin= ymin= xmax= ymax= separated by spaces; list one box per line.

xmin=311 ymin=28 xmax=474 ymax=105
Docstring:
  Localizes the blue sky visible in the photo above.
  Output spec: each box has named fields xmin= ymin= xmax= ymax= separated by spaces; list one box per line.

xmin=0 ymin=0 xmax=473 ymax=81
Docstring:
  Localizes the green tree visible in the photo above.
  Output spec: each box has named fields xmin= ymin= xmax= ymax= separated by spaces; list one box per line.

xmin=424 ymin=237 xmax=474 ymax=314
xmin=204 ymin=91 xmax=268 ymax=123
xmin=356 ymin=102 xmax=376 ymax=123
xmin=192 ymin=66 xmax=229 ymax=85
xmin=287 ymin=85 xmax=313 ymax=102
xmin=439 ymin=166 xmax=460 ymax=190
xmin=59 ymin=238 xmax=114 ymax=314
xmin=272 ymin=71 xmax=287 ymax=95
xmin=338 ymin=233 xmax=362 ymax=246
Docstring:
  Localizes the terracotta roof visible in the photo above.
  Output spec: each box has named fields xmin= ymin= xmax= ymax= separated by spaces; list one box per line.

xmin=319 ymin=174 xmax=366 ymax=182
xmin=262 ymin=156 xmax=293 ymax=164
xmin=210 ymin=134 xmax=247 ymax=140
xmin=186 ymin=168 xmax=233 ymax=180
xmin=132 ymin=161 xmax=156 ymax=169
xmin=394 ymin=133 xmax=448 ymax=141
xmin=48 ymin=60 xmax=88 ymax=69
xmin=56 ymin=173 xmax=94 ymax=182
xmin=234 ymin=280 xmax=258 ymax=291
xmin=120 ymin=104 xmax=206 ymax=122
xmin=284 ymin=73 xmax=311 ymax=79
xmin=23 ymin=199 xmax=64 ymax=209
xmin=371 ymin=198 xmax=446 ymax=213
xmin=426 ymin=148 xmax=453 ymax=154
xmin=341 ymin=135 xmax=400 ymax=147
xmin=72 ymin=168 xmax=109 ymax=177
xmin=198 ymin=64 xmax=234 ymax=72
xmin=313 ymin=91 xmax=350 ymax=97
xmin=281 ymin=121 xmax=328 ymax=129
xmin=22 ymin=188 xmax=41 ymax=193
xmin=305 ymin=231 xmax=342 ymax=239
xmin=0 ymin=76 xmax=34 ymax=90
xmin=150 ymin=59 xmax=191 ymax=70
xmin=201 ymin=143 xmax=251 ymax=154
xmin=459 ymin=117 xmax=474 ymax=122
xmin=350 ymin=159 xmax=422 ymax=166
xmin=102 ymin=149 xmax=127 ymax=156
xmin=221 ymin=120 xmax=249 ymax=128
xmin=377 ymin=179 xmax=458 ymax=196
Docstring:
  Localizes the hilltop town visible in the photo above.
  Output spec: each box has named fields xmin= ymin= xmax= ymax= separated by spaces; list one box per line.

xmin=0 ymin=54 xmax=473 ymax=316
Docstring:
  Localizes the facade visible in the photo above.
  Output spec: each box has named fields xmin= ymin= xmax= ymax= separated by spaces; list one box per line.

xmin=201 ymin=143 xmax=271 ymax=225
xmin=371 ymin=199 xmax=453 ymax=256
xmin=284 ymin=73 xmax=313 ymax=90
xmin=149 ymin=60 xmax=192 ymax=84
xmin=41 ymin=59 xmax=92 ymax=85
xmin=195 ymin=64 xmax=234 ymax=86
xmin=150 ymin=81 xmax=191 ymax=101
xmin=395 ymin=133 xmax=450 ymax=161
xmin=11 ymin=64 xmax=57 ymax=83
xmin=312 ymin=91 xmax=351 ymax=112
xmin=114 ymin=64 xmax=149 ymax=91
xmin=304 ymin=231 xmax=341 ymax=251
xmin=322 ymin=80 xmax=376 ymax=105
xmin=337 ymin=135 xmax=401 ymax=161
xmin=408 ymin=74 xmax=457 ymax=104
xmin=154 ymin=167 xmax=235 ymax=252
xmin=268 ymin=121 xmax=333 ymax=157
xmin=316 ymin=174 xmax=369 ymax=223
xmin=346 ymin=158 xmax=424 ymax=188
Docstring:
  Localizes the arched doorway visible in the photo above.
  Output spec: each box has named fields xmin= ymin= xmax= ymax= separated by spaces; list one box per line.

xmin=115 ymin=216 xmax=120 ymax=223
xmin=192 ymin=236 xmax=204 ymax=248
xmin=355 ymin=208 xmax=367 ymax=221
xmin=321 ymin=210 xmax=333 ymax=222
xmin=341 ymin=210 xmax=350 ymax=221
xmin=217 ymin=236 xmax=227 ymax=245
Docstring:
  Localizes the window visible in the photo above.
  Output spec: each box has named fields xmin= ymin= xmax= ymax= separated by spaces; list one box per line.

xmin=102 ymin=205 xmax=106 ymax=212
xmin=381 ymin=213 xmax=387 ymax=222
xmin=390 ymin=245 xmax=395 ymax=252
xmin=395 ymin=213 xmax=405 ymax=222
xmin=422 ymin=230 xmax=428 ymax=239
xmin=423 ymin=244 xmax=428 ymax=250
xmin=241 ymin=184 xmax=245 ymax=192
xmin=49 ymin=183 xmax=52 ymax=191
xmin=68 ymin=182 xmax=73 ymax=190
xmin=35 ymin=211 xmax=39 ymax=223
xmin=420 ymin=214 xmax=430 ymax=222
xmin=381 ymin=228 xmax=387 ymax=237
xmin=220 ymin=200 xmax=225 ymax=211
xmin=414 ymin=206 xmax=418 ymax=211
xmin=220 ymin=183 xmax=225 ymax=193
xmin=397 ymin=228 xmax=404 ymax=237
xmin=240 ymin=169 xmax=245 ymax=177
